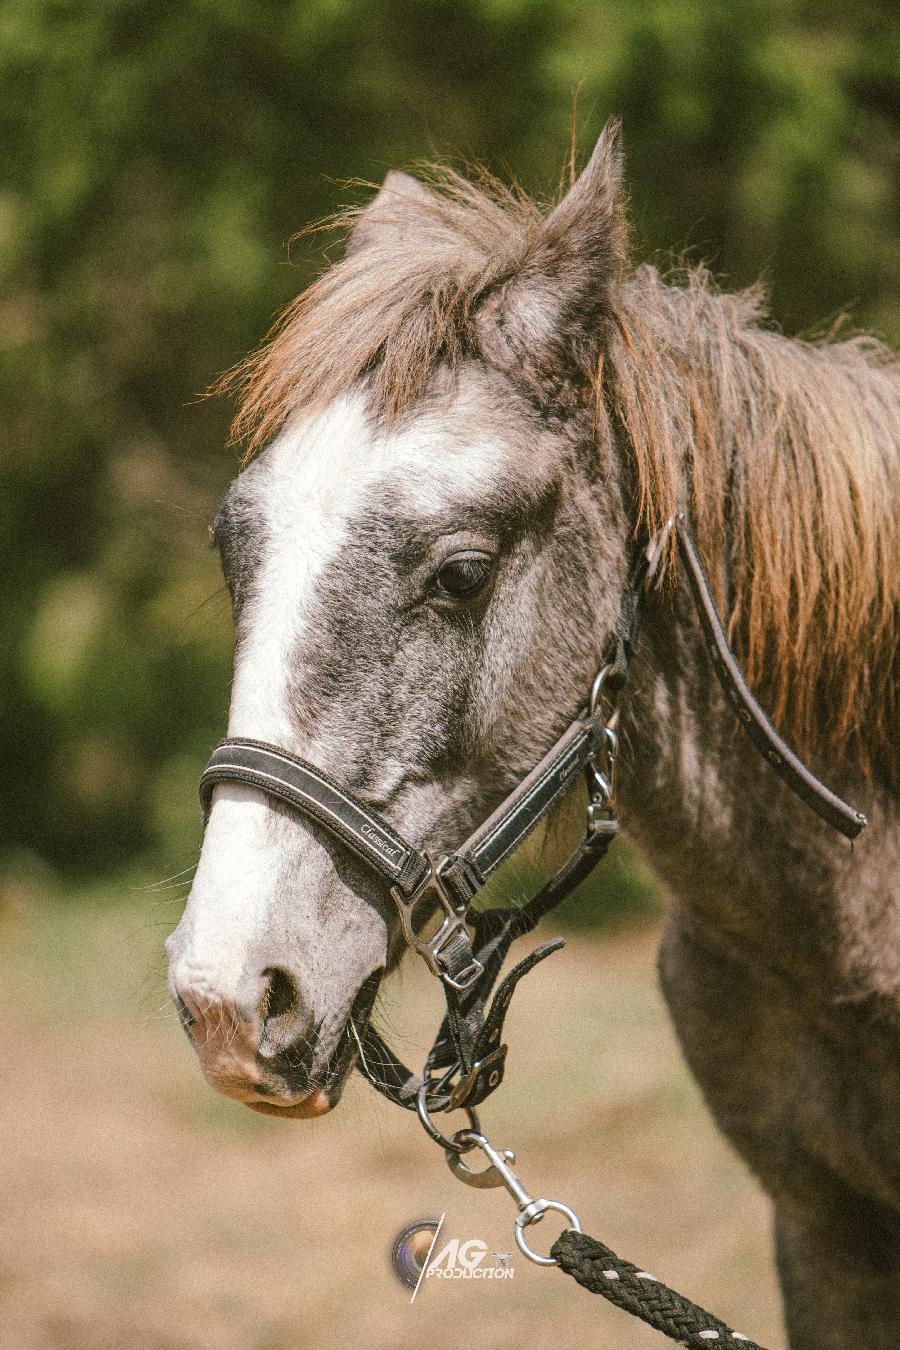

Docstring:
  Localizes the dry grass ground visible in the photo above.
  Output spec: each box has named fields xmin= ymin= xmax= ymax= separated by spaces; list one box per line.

xmin=0 ymin=886 xmax=785 ymax=1350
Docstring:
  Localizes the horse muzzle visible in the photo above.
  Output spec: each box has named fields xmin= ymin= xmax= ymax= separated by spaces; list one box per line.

xmin=167 ymin=949 xmax=381 ymax=1117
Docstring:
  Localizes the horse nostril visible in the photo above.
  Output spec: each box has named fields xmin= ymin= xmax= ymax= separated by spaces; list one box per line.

xmin=257 ymin=966 xmax=316 ymax=1068
xmin=261 ymin=966 xmax=299 ymax=1022
xmin=173 ymin=991 xmax=196 ymax=1033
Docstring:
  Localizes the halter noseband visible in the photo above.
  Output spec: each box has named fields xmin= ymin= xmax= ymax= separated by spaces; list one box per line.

xmin=198 ymin=517 xmax=866 ymax=1120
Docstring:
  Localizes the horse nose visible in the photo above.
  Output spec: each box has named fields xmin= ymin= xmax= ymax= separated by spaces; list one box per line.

xmin=168 ymin=957 xmax=317 ymax=1091
xmin=169 ymin=956 xmax=304 ymax=1028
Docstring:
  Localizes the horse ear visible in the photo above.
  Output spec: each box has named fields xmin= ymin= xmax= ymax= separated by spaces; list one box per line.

xmin=542 ymin=117 xmax=627 ymax=279
xmin=483 ymin=119 xmax=627 ymax=370
xmin=345 ymin=171 xmax=436 ymax=256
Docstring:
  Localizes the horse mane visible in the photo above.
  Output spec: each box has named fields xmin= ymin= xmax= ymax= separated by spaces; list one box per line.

xmin=220 ymin=167 xmax=898 ymax=785
xmin=608 ymin=269 xmax=898 ymax=785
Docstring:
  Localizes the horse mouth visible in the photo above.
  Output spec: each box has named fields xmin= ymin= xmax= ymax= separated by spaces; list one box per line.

xmin=245 ymin=968 xmax=382 ymax=1118
xmin=245 ymin=1092 xmax=334 ymax=1119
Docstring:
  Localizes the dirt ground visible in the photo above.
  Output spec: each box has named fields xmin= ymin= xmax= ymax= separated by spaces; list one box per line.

xmin=0 ymin=890 xmax=786 ymax=1350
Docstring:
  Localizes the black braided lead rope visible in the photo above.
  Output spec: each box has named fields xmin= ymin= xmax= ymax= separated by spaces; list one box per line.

xmin=551 ymin=1230 xmax=769 ymax=1349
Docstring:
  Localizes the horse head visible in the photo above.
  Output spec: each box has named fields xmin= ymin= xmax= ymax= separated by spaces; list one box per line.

xmin=166 ymin=123 xmax=634 ymax=1116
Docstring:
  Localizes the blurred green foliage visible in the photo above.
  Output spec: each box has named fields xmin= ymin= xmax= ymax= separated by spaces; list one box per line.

xmin=2 ymin=0 xmax=897 ymax=883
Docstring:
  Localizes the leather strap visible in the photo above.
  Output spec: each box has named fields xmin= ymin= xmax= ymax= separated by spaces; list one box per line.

xmin=200 ymin=738 xmax=431 ymax=892
xmin=461 ymin=716 xmax=603 ymax=886
xmin=357 ymin=816 xmax=619 ymax=1113
xmin=199 ymin=704 xmax=609 ymax=1017
xmin=675 ymin=519 xmax=867 ymax=839
xmin=200 ymin=713 xmax=608 ymax=909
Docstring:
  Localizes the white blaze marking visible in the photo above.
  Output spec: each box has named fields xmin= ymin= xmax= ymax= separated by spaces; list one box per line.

xmin=227 ymin=388 xmax=506 ymax=746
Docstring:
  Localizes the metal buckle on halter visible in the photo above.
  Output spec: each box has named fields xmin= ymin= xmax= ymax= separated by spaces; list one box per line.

xmin=643 ymin=515 xmax=676 ymax=592
xmin=587 ymin=665 xmax=620 ymax=825
xmin=390 ymin=854 xmax=485 ymax=993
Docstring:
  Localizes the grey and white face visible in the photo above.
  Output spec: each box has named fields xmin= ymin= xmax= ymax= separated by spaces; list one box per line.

xmin=166 ymin=363 xmax=627 ymax=1118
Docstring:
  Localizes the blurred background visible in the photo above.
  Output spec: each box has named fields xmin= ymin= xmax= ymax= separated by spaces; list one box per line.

xmin=1 ymin=2 xmax=896 ymax=1347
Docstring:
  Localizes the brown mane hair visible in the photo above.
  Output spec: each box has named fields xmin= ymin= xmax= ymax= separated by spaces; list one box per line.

xmin=219 ymin=166 xmax=898 ymax=782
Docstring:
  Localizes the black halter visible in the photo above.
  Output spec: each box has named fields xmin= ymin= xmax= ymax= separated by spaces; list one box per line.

xmin=198 ymin=517 xmax=866 ymax=1119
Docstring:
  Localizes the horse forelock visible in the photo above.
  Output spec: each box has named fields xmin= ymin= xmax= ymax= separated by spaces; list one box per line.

xmin=219 ymin=164 xmax=548 ymax=452
xmin=219 ymin=161 xmax=898 ymax=785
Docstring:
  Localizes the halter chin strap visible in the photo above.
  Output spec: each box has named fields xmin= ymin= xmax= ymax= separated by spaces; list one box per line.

xmin=197 ymin=518 xmax=866 ymax=1115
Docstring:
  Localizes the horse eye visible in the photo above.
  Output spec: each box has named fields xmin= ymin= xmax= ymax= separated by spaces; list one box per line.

xmin=434 ymin=552 xmax=493 ymax=600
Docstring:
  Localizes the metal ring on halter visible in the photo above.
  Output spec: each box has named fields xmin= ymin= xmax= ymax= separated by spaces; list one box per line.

xmin=416 ymin=1080 xmax=481 ymax=1152
xmin=515 ymin=1200 xmax=583 ymax=1266
xmin=444 ymin=1130 xmax=517 ymax=1189
xmin=589 ymin=665 xmax=621 ymax=731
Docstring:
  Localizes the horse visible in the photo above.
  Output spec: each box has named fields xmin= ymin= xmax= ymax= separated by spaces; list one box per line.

xmin=166 ymin=120 xmax=899 ymax=1347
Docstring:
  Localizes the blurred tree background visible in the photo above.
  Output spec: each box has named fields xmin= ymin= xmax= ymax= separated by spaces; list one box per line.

xmin=2 ymin=0 xmax=897 ymax=889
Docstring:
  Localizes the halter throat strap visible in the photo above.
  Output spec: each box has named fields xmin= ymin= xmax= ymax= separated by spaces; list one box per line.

xmin=674 ymin=518 xmax=867 ymax=838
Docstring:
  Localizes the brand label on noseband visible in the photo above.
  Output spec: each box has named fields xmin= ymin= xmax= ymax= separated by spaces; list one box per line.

xmin=361 ymin=822 xmax=401 ymax=860
xmin=556 ymin=746 xmax=580 ymax=786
